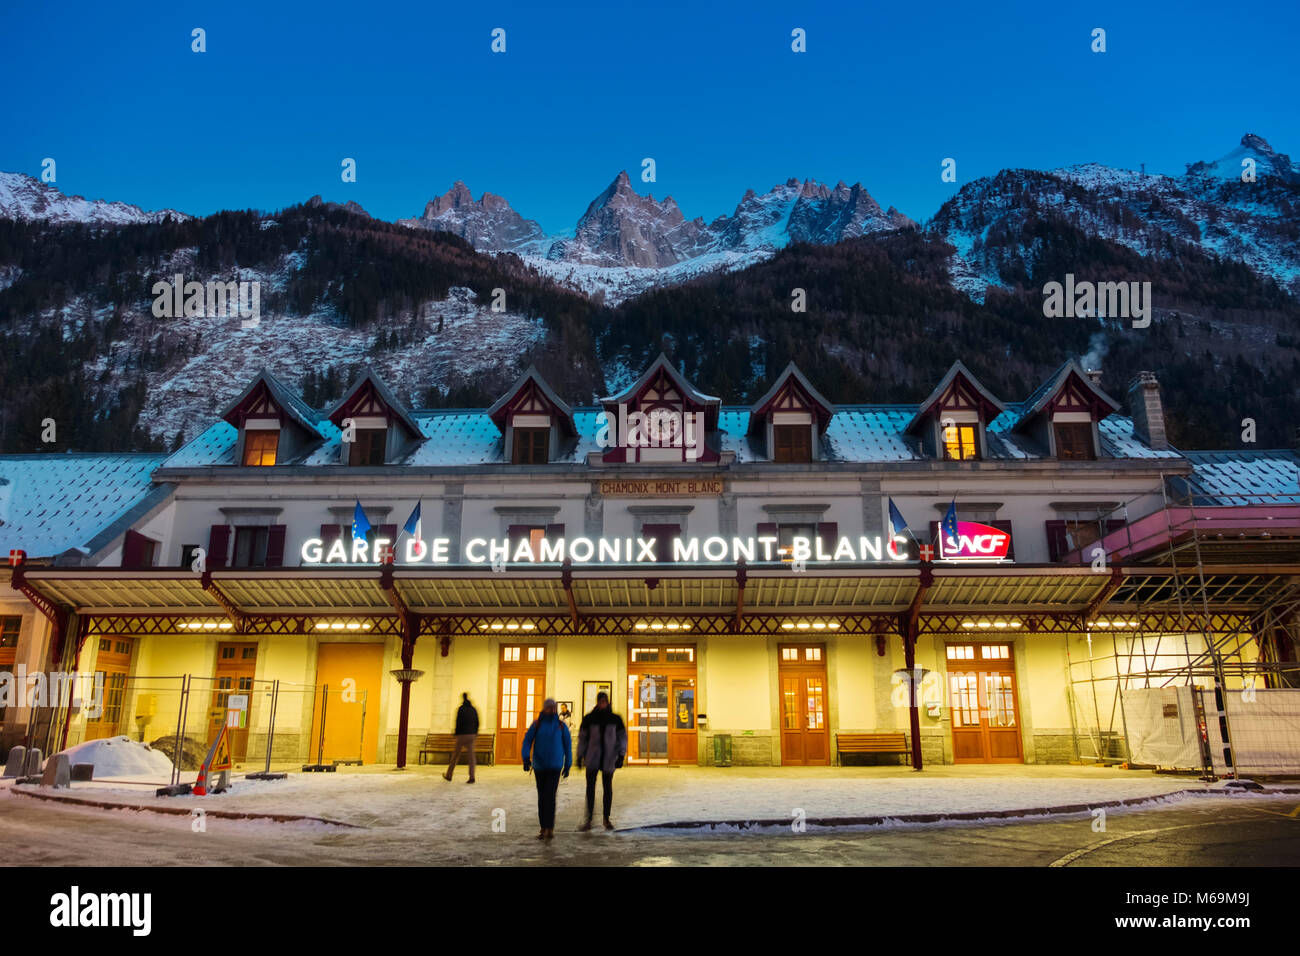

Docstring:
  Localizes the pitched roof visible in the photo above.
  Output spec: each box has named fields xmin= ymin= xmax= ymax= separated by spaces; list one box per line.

xmin=0 ymin=454 xmax=169 ymax=560
xmin=486 ymin=365 xmax=577 ymax=437
xmin=599 ymin=354 xmax=721 ymax=411
xmin=1009 ymin=358 xmax=1122 ymax=431
xmin=747 ymin=361 xmax=837 ymax=435
xmin=325 ymin=366 xmax=423 ymax=439
xmin=1177 ymin=449 xmax=1300 ymax=505
xmin=903 ymin=361 xmax=1005 ymax=435
xmin=220 ymin=368 xmax=326 ymax=438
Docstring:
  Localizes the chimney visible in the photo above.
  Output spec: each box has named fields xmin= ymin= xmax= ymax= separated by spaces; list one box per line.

xmin=1127 ymin=371 xmax=1168 ymax=450
xmin=1084 ymin=368 xmax=1103 ymax=386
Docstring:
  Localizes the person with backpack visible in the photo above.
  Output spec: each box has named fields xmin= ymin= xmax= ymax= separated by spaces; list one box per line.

xmin=521 ymin=697 xmax=571 ymax=840
xmin=443 ymin=692 xmax=479 ymax=783
xmin=576 ymin=690 xmax=628 ymax=831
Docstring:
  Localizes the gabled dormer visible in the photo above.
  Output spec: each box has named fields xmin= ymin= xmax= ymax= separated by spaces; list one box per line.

xmin=903 ymin=361 xmax=1004 ymax=461
xmin=221 ymin=369 xmax=326 ymax=467
xmin=1011 ymin=360 xmax=1121 ymax=461
xmin=487 ymin=366 xmax=577 ymax=464
xmin=597 ymin=354 xmax=721 ymax=464
xmin=747 ymin=362 xmax=836 ymax=462
xmin=326 ymin=367 xmax=424 ymax=465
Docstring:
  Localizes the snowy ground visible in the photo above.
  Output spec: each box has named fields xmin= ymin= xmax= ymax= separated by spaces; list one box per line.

xmin=3 ymin=764 xmax=1217 ymax=831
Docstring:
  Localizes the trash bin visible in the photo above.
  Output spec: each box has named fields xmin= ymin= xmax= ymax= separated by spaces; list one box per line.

xmin=712 ymin=733 xmax=732 ymax=767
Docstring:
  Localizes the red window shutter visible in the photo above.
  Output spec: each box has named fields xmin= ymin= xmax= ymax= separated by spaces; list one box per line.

xmin=122 ymin=529 xmax=146 ymax=569
xmin=990 ymin=519 xmax=1015 ymax=561
xmin=320 ymin=524 xmax=342 ymax=547
xmin=641 ymin=524 xmax=681 ymax=562
xmin=545 ymin=524 xmax=565 ymax=539
xmin=208 ymin=525 xmax=231 ymax=569
xmin=506 ymin=524 xmax=528 ymax=546
xmin=815 ymin=522 xmax=838 ymax=556
xmin=378 ymin=523 xmax=397 ymax=541
xmin=265 ymin=524 xmax=287 ymax=567
xmin=1045 ymin=520 xmax=1070 ymax=563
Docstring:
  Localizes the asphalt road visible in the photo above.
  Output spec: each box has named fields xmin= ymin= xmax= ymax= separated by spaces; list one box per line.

xmin=2 ymin=790 xmax=1297 ymax=866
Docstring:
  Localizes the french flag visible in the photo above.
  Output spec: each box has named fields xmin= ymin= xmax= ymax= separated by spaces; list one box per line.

xmin=402 ymin=501 xmax=425 ymax=558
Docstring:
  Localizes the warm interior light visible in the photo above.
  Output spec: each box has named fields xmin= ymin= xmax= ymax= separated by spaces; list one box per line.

xmin=827 ymin=621 xmax=840 ymax=629
xmin=650 ymin=621 xmax=665 ymax=630
xmin=976 ymin=620 xmax=991 ymax=629
xmin=781 ymin=622 xmax=795 ymax=630
xmin=219 ymin=621 xmax=233 ymax=630
xmin=346 ymin=622 xmax=360 ymax=630
xmin=796 ymin=621 xmax=811 ymax=630
xmin=202 ymin=621 xmax=217 ymax=630
xmin=813 ymin=621 xmax=826 ymax=630
xmin=330 ymin=622 xmax=344 ymax=630
xmin=522 ymin=622 xmax=536 ymax=630
xmin=479 ymin=623 xmax=489 ymax=630
xmin=634 ymin=622 xmax=648 ymax=630
xmin=362 ymin=622 xmax=372 ymax=630
xmin=961 ymin=620 xmax=976 ymax=629
xmin=490 ymin=622 xmax=504 ymax=631
xmin=993 ymin=620 xmax=1007 ymax=628
xmin=315 ymin=622 xmax=329 ymax=630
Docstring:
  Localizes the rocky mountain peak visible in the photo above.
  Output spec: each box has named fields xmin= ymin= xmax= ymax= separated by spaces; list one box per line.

xmin=1241 ymin=133 xmax=1274 ymax=154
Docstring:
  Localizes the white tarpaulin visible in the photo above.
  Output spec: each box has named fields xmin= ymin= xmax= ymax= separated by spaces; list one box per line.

xmin=1120 ymin=686 xmax=1205 ymax=770
xmin=1207 ymin=688 xmax=1300 ymax=775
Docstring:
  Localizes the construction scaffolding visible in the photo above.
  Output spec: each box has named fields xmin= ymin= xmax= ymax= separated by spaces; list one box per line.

xmin=1065 ymin=477 xmax=1300 ymax=778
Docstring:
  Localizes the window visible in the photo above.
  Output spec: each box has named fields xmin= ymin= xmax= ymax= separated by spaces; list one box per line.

xmin=503 ymin=646 xmax=520 ymax=662
xmin=349 ymin=428 xmax=387 ymax=466
xmin=640 ymin=523 xmax=681 ymax=562
xmin=232 ymin=526 xmax=269 ymax=568
xmin=773 ymin=424 xmax=812 ymax=463
xmin=180 ymin=544 xmax=200 ymax=570
xmin=513 ymin=427 xmax=550 ymax=464
xmin=804 ymin=647 xmax=821 ymax=661
xmin=507 ymin=525 xmax=549 ymax=560
xmin=630 ymin=647 xmax=660 ymax=662
xmin=0 ymin=616 xmax=20 ymax=648
xmin=777 ymin=523 xmax=817 ymax=561
xmin=979 ymin=645 xmax=1010 ymax=660
xmin=1054 ymin=422 xmax=1095 ymax=460
xmin=242 ymin=430 xmax=278 ymax=466
xmin=527 ymin=647 xmax=545 ymax=662
xmin=946 ymin=645 xmax=975 ymax=660
xmin=942 ymin=424 xmax=979 ymax=461
xmin=781 ymin=647 xmax=799 ymax=661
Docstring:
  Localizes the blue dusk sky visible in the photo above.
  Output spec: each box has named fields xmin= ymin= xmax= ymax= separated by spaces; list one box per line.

xmin=3 ymin=0 xmax=1297 ymax=230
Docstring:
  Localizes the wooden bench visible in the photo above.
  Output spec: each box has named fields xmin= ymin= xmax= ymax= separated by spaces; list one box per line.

xmin=418 ymin=733 xmax=495 ymax=766
xmin=836 ymin=732 xmax=910 ymax=766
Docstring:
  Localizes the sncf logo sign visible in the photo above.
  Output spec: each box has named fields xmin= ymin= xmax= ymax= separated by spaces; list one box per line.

xmin=938 ymin=521 xmax=1012 ymax=562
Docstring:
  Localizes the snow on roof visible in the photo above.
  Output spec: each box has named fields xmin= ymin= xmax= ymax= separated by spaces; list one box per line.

xmin=1180 ymin=450 xmax=1300 ymax=505
xmin=0 ymin=454 xmax=168 ymax=558
xmin=160 ymin=403 xmax=1184 ymax=468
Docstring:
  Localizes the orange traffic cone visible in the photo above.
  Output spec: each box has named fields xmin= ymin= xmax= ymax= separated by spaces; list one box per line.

xmin=193 ymin=762 xmax=208 ymax=796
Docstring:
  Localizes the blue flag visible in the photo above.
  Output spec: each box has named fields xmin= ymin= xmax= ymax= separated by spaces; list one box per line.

xmin=942 ymin=498 xmax=959 ymax=542
xmin=887 ymin=498 xmax=910 ymax=539
xmin=351 ymin=501 xmax=372 ymax=541
xmin=402 ymin=501 xmax=422 ymax=540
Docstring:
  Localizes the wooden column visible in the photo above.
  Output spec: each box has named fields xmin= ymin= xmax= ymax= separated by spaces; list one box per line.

xmin=900 ymin=563 xmax=934 ymax=771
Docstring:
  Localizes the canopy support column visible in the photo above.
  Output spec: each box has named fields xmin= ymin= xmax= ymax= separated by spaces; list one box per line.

xmin=380 ymin=564 xmax=421 ymax=769
xmin=899 ymin=563 xmax=934 ymax=771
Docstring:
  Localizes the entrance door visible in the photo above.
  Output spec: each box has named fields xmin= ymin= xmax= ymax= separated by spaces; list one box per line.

xmin=84 ymin=637 xmax=134 ymax=741
xmin=209 ymin=642 xmax=257 ymax=761
xmin=627 ymin=645 xmax=697 ymax=764
xmin=497 ymin=645 xmax=546 ymax=764
xmin=310 ymin=643 xmax=383 ymax=764
xmin=778 ymin=644 xmax=830 ymax=765
xmin=946 ymin=643 xmax=1024 ymax=763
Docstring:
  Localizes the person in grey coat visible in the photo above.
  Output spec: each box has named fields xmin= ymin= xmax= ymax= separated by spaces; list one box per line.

xmin=576 ymin=691 xmax=628 ymax=830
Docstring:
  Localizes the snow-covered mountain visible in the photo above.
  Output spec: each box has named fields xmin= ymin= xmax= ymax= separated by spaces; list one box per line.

xmin=400 ymin=171 xmax=915 ymax=302
xmin=0 ymin=172 xmax=191 ymax=226
xmin=933 ymin=133 xmax=1300 ymax=301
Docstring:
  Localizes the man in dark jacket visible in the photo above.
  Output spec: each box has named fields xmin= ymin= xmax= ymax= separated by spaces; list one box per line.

xmin=521 ymin=697 xmax=571 ymax=840
xmin=443 ymin=692 xmax=479 ymax=783
xmin=576 ymin=691 xmax=628 ymax=831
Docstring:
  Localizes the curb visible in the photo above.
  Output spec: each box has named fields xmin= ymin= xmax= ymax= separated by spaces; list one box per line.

xmin=9 ymin=785 xmax=361 ymax=828
xmin=622 ymin=786 xmax=1300 ymax=832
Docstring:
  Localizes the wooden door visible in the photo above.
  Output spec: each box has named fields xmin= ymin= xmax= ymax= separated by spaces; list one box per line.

xmin=627 ymin=645 xmax=697 ymax=764
xmin=496 ymin=645 xmax=546 ymax=764
xmin=779 ymin=644 xmax=830 ymax=765
xmin=84 ymin=637 xmax=134 ymax=741
xmin=310 ymin=643 xmax=383 ymax=764
xmin=946 ymin=643 xmax=1023 ymax=764
xmin=209 ymin=642 xmax=257 ymax=761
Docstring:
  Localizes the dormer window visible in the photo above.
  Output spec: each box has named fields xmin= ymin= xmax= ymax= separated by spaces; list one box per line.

xmin=1053 ymin=421 xmax=1096 ymax=460
xmin=489 ymin=366 xmax=578 ymax=466
xmin=903 ymin=361 xmax=1004 ymax=463
xmin=349 ymin=426 xmax=388 ymax=466
xmin=512 ymin=426 xmax=550 ymax=464
xmin=942 ymin=421 xmax=979 ymax=461
xmin=748 ymin=362 xmax=836 ymax=463
xmin=773 ymin=423 xmax=812 ymax=462
xmin=242 ymin=428 xmax=279 ymax=466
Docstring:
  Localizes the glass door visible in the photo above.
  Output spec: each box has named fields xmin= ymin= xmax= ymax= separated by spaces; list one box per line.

xmin=627 ymin=673 xmax=669 ymax=763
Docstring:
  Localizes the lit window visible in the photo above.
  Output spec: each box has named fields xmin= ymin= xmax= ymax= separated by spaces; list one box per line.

xmin=242 ymin=430 xmax=278 ymax=466
xmin=512 ymin=427 xmax=550 ymax=465
xmin=1054 ymin=422 xmax=1095 ymax=461
xmin=527 ymin=647 xmax=545 ymax=662
xmin=942 ymin=424 xmax=978 ymax=461
xmin=805 ymin=647 xmax=821 ymax=661
xmin=782 ymin=647 xmax=798 ymax=661
xmin=0 ymin=617 xmax=20 ymax=648
xmin=946 ymin=645 xmax=975 ymax=660
xmin=503 ymin=647 xmax=520 ymax=662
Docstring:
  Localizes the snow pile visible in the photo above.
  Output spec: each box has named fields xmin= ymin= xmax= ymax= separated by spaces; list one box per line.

xmin=57 ymin=735 xmax=174 ymax=779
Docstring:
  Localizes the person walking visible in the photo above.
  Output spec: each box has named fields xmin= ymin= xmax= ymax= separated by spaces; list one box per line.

xmin=521 ymin=697 xmax=571 ymax=840
xmin=443 ymin=692 xmax=479 ymax=783
xmin=576 ymin=690 xmax=627 ymax=831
